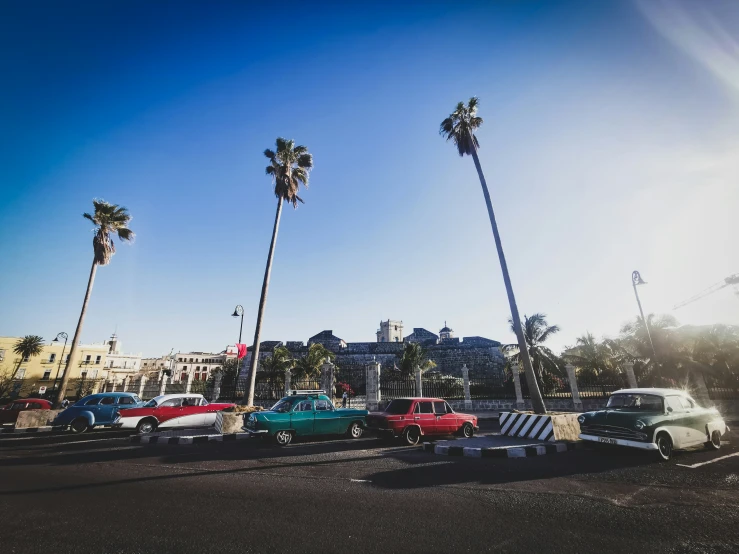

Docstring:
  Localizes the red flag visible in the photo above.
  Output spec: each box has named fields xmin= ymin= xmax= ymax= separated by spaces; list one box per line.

xmin=237 ymin=344 xmax=247 ymax=359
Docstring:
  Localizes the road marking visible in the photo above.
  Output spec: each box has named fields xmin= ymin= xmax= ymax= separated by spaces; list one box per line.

xmin=350 ymin=479 xmax=371 ymax=483
xmin=676 ymin=451 xmax=739 ymax=468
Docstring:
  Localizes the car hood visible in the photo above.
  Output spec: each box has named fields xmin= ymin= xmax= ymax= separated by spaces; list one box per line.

xmin=582 ymin=409 xmax=662 ymax=427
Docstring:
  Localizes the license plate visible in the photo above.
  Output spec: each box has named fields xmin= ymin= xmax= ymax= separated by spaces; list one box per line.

xmin=598 ymin=437 xmax=617 ymax=444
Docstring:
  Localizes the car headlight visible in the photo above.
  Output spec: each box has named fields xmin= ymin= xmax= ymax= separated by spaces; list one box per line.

xmin=577 ymin=415 xmax=585 ymax=424
xmin=635 ymin=420 xmax=645 ymax=430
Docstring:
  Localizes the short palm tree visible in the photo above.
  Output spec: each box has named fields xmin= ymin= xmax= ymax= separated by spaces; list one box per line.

xmin=12 ymin=335 xmax=44 ymax=379
xmin=503 ymin=313 xmax=563 ymax=390
xmin=245 ymin=139 xmax=313 ymax=405
xmin=292 ymin=343 xmax=334 ymax=380
xmin=562 ymin=332 xmax=622 ymax=384
xmin=397 ymin=342 xmax=436 ymax=376
xmin=55 ymin=200 xmax=134 ymax=407
xmin=440 ymin=97 xmax=546 ymax=413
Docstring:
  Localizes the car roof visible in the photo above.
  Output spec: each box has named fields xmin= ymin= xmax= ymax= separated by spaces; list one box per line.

xmin=612 ymin=388 xmax=691 ymax=398
xmin=88 ymin=392 xmax=139 ymax=397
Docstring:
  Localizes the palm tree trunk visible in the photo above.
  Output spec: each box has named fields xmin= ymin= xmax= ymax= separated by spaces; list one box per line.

xmin=54 ymin=259 xmax=98 ymax=408
xmin=470 ymin=147 xmax=547 ymax=414
xmin=245 ymin=197 xmax=284 ymax=406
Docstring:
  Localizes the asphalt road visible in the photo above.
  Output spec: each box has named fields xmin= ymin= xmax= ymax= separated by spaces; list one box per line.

xmin=1 ymin=420 xmax=737 ymax=554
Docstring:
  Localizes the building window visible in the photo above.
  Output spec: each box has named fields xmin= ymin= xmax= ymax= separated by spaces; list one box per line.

xmin=85 ymin=355 xmax=91 ymax=364
xmin=0 ymin=349 xmax=4 ymax=361
xmin=182 ymin=365 xmax=188 ymax=371
xmin=16 ymin=368 xmax=26 ymax=379
xmin=89 ymin=369 xmax=98 ymax=379
xmin=196 ymin=366 xmax=200 ymax=371
xmin=42 ymin=370 xmax=51 ymax=381
xmin=95 ymin=355 xmax=101 ymax=365
xmin=80 ymin=371 xmax=87 ymax=379
xmin=394 ymin=337 xmax=399 ymax=342
xmin=49 ymin=353 xmax=56 ymax=363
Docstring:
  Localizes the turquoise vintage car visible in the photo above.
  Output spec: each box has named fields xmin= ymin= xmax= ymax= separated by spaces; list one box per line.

xmin=578 ymin=388 xmax=729 ymax=461
xmin=243 ymin=390 xmax=368 ymax=446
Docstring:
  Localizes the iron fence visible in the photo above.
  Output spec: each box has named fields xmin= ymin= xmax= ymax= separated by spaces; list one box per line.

xmin=705 ymin=375 xmax=739 ymax=400
xmin=380 ymin=371 xmax=415 ymax=400
xmin=469 ymin=370 xmax=515 ymax=400
xmin=423 ymin=373 xmax=465 ymax=399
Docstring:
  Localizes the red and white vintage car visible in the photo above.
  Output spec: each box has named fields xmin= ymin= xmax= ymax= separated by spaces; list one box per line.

xmin=112 ymin=394 xmax=235 ymax=434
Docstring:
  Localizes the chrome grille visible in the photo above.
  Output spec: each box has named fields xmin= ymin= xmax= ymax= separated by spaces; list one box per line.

xmin=580 ymin=424 xmax=647 ymax=441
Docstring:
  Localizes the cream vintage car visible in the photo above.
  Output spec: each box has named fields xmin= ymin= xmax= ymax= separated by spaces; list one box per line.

xmin=578 ymin=388 xmax=729 ymax=461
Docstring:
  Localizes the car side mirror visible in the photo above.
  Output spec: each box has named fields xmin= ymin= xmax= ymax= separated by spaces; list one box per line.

xmin=667 ymin=406 xmax=673 ymax=413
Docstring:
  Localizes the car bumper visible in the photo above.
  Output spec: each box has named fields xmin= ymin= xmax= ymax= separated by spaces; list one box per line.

xmin=579 ymin=433 xmax=658 ymax=451
xmin=243 ymin=428 xmax=268 ymax=435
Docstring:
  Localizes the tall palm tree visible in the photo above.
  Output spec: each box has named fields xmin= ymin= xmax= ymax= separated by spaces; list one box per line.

xmin=245 ymin=138 xmax=313 ymax=405
xmin=12 ymin=335 xmax=44 ymax=379
xmin=440 ymin=97 xmax=546 ymax=413
xmin=503 ymin=313 xmax=563 ymax=390
xmin=397 ymin=342 xmax=436 ymax=376
xmin=292 ymin=343 xmax=334 ymax=380
xmin=55 ymin=200 xmax=134 ymax=407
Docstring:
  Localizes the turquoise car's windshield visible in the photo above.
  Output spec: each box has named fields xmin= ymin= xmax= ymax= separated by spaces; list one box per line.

xmin=271 ymin=399 xmax=292 ymax=413
xmin=607 ymin=394 xmax=663 ymax=411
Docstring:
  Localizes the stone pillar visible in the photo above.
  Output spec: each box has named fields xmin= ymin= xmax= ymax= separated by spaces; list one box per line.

xmin=565 ymin=363 xmax=583 ymax=411
xmin=461 ymin=364 xmax=472 ymax=411
xmin=138 ymin=376 xmax=147 ymax=398
xmin=690 ymin=371 xmax=712 ymax=406
xmin=122 ymin=377 xmax=129 ymax=392
xmin=623 ymin=362 xmax=638 ymax=389
xmin=320 ymin=358 xmax=335 ymax=397
xmin=159 ymin=375 xmax=168 ymax=396
xmin=110 ymin=379 xmax=117 ymax=392
xmin=185 ymin=369 xmax=195 ymax=393
xmin=366 ymin=359 xmax=381 ymax=411
xmin=284 ymin=368 xmax=292 ymax=395
xmin=415 ymin=367 xmax=423 ymax=398
xmin=511 ymin=363 xmax=525 ymax=410
xmin=211 ymin=372 xmax=222 ymax=402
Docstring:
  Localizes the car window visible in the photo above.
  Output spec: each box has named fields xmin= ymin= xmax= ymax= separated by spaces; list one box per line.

xmin=29 ymin=402 xmax=43 ymax=410
xmin=160 ymin=398 xmax=182 ymax=407
xmin=315 ymin=399 xmax=332 ymax=411
xmin=11 ymin=402 xmax=27 ymax=410
xmin=144 ymin=399 xmax=158 ymax=408
xmin=294 ymin=400 xmax=313 ymax=412
xmin=385 ymin=399 xmax=413 ymax=414
xmin=117 ymin=396 xmax=134 ymax=405
xmin=418 ymin=401 xmax=433 ymax=414
xmin=606 ymin=394 xmax=663 ymax=411
xmin=84 ymin=397 xmax=101 ymax=406
xmin=100 ymin=397 xmax=115 ymax=405
xmin=679 ymin=397 xmax=695 ymax=409
xmin=665 ymin=396 xmax=684 ymax=413
xmin=433 ymin=401 xmax=447 ymax=415
xmin=200 ymin=399 xmax=209 ymax=406
xmin=271 ymin=399 xmax=292 ymax=413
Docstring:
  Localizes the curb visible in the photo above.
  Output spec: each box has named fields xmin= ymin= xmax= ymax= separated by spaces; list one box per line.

xmin=131 ymin=432 xmax=252 ymax=445
xmin=421 ymin=440 xmax=581 ymax=458
xmin=1 ymin=426 xmax=66 ymax=434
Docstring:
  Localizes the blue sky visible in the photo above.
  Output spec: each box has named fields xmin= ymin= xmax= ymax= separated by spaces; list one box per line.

xmin=1 ymin=0 xmax=737 ymax=357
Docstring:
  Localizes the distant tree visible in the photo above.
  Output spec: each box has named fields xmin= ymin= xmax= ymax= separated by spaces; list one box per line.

xmin=56 ymin=200 xmax=134 ymax=408
xmin=440 ymin=97 xmax=545 ymax=414
xmin=12 ymin=335 xmax=44 ymax=379
xmin=503 ymin=313 xmax=563 ymax=391
xmin=245 ymin=138 xmax=313 ymax=406
xmin=293 ymin=343 xmax=334 ymax=380
xmin=562 ymin=332 xmax=623 ymax=384
xmin=397 ymin=342 xmax=436 ymax=376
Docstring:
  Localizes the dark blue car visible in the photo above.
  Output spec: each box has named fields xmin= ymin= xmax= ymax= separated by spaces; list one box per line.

xmin=53 ymin=392 xmax=143 ymax=433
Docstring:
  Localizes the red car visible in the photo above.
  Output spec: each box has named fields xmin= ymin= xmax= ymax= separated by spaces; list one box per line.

xmin=0 ymin=398 xmax=53 ymax=425
xmin=112 ymin=393 xmax=235 ymax=434
xmin=366 ymin=397 xmax=478 ymax=445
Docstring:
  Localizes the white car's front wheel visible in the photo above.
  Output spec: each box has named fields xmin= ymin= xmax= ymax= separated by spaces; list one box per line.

xmin=136 ymin=419 xmax=157 ymax=435
xmin=706 ymin=430 xmax=721 ymax=451
xmin=656 ymin=433 xmax=673 ymax=461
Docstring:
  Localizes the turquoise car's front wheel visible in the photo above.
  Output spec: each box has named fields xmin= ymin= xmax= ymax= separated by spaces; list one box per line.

xmin=274 ymin=430 xmax=293 ymax=446
xmin=347 ymin=421 xmax=363 ymax=439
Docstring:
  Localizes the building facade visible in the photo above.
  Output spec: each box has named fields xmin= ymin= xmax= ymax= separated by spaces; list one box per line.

xmin=173 ymin=350 xmax=235 ymax=383
xmin=376 ymin=320 xmax=403 ymax=343
xmin=102 ymin=334 xmax=142 ymax=384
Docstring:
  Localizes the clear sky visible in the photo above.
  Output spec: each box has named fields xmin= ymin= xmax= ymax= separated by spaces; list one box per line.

xmin=1 ymin=0 xmax=737 ymax=357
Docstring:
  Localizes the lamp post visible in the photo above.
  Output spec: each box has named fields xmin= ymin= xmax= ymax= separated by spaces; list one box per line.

xmin=232 ymin=304 xmax=245 ymax=373
xmin=51 ymin=332 xmax=69 ymax=397
xmin=632 ymin=271 xmax=657 ymax=359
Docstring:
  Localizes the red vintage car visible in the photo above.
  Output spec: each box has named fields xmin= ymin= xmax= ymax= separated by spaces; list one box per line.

xmin=0 ymin=398 xmax=53 ymax=425
xmin=366 ymin=397 xmax=478 ymax=445
xmin=111 ymin=393 xmax=235 ymax=434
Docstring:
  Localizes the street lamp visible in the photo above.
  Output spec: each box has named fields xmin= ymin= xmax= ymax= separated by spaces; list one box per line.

xmin=232 ymin=305 xmax=245 ymax=376
xmin=631 ymin=271 xmax=657 ymax=359
xmin=51 ymin=332 xmax=69 ymax=396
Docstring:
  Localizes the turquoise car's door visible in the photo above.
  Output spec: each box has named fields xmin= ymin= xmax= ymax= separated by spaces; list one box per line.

xmin=313 ymin=398 xmax=341 ymax=434
xmin=290 ymin=399 xmax=314 ymax=435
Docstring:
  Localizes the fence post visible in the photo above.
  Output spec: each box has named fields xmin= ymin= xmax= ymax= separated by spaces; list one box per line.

xmin=565 ymin=363 xmax=583 ymax=411
xmin=511 ymin=362 xmax=525 ymax=410
xmin=415 ymin=367 xmax=423 ymax=398
xmin=138 ymin=376 xmax=147 ymax=398
xmin=284 ymin=368 xmax=291 ymax=395
xmin=321 ymin=358 xmax=335 ymax=398
xmin=159 ymin=375 xmax=168 ymax=396
xmin=366 ymin=359 xmax=381 ymax=411
xmin=185 ymin=370 xmax=195 ymax=393
xmin=622 ymin=362 xmax=638 ymax=388
xmin=211 ymin=372 xmax=222 ymax=402
xmin=461 ymin=364 xmax=472 ymax=411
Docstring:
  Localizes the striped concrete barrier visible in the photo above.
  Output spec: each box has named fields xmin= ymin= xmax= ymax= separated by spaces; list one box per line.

xmin=131 ymin=432 xmax=251 ymax=445
xmin=422 ymin=441 xmax=579 ymax=458
xmin=499 ymin=412 xmax=584 ymax=442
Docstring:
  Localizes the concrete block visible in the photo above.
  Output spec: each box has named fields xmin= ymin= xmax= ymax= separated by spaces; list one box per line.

xmin=15 ymin=410 xmax=62 ymax=429
xmin=215 ymin=412 xmax=244 ymax=434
